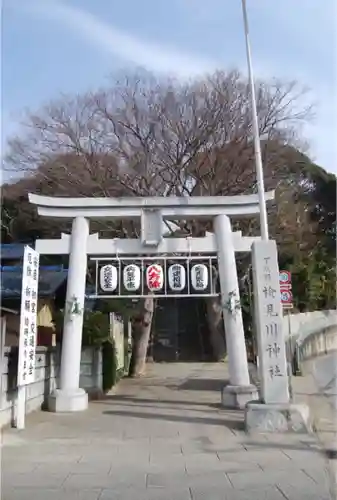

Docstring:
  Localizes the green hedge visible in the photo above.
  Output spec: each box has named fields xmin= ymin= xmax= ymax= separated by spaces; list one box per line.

xmin=102 ymin=341 xmax=116 ymax=391
xmin=102 ymin=341 xmax=128 ymax=392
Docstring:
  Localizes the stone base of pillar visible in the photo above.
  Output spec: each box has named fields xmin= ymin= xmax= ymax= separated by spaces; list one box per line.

xmin=221 ymin=384 xmax=259 ymax=409
xmin=48 ymin=388 xmax=88 ymax=413
xmin=244 ymin=401 xmax=312 ymax=434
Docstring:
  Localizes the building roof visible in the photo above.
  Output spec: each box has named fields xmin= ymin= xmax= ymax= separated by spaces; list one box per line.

xmin=1 ymin=266 xmax=96 ymax=300
xmin=0 ymin=306 xmax=19 ymax=315
xmin=1 ymin=243 xmax=33 ymax=260
xmin=0 ymin=266 xmax=68 ymax=299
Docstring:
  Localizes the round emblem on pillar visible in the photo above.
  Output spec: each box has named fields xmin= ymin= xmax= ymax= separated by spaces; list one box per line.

xmin=168 ymin=264 xmax=186 ymax=291
xmin=146 ymin=264 xmax=164 ymax=291
xmin=100 ymin=265 xmax=118 ymax=292
xmin=191 ymin=264 xmax=208 ymax=291
xmin=123 ymin=264 xmax=141 ymax=292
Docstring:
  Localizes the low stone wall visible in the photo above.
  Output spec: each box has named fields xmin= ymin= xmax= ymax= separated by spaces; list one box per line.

xmin=299 ymin=324 xmax=337 ymax=363
xmin=0 ymin=345 xmax=102 ymax=428
xmin=80 ymin=347 xmax=103 ymax=396
xmin=0 ymin=347 xmax=58 ymax=428
xmin=283 ymin=309 xmax=337 ymax=365
xmin=283 ymin=309 xmax=337 ymax=341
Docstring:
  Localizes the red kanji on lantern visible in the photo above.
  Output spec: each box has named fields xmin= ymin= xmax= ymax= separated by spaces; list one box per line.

xmin=146 ymin=264 xmax=163 ymax=291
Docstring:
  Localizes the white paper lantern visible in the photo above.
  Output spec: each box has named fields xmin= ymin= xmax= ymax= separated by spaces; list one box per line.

xmin=123 ymin=264 xmax=141 ymax=292
xmin=146 ymin=264 xmax=164 ymax=291
xmin=191 ymin=264 xmax=208 ymax=291
xmin=100 ymin=265 xmax=118 ymax=292
xmin=168 ymin=264 xmax=186 ymax=291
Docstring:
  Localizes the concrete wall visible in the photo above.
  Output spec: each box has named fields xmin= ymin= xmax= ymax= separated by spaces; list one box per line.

xmin=0 ymin=345 xmax=102 ymax=428
xmin=298 ymin=324 xmax=337 ymax=362
xmin=282 ymin=309 xmax=337 ymax=341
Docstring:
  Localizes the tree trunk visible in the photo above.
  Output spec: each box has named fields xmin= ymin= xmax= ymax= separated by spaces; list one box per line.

xmin=206 ymin=296 xmax=227 ymax=361
xmin=128 ymin=296 xmax=154 ymax=377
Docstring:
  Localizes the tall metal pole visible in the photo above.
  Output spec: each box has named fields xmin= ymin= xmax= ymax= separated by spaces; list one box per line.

xmin=241 ymin=0 xmax=269 ymax=240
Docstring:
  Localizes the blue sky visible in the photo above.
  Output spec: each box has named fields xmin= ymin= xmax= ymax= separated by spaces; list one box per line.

xmin=2 ymin=0 xmax=337 ymax=173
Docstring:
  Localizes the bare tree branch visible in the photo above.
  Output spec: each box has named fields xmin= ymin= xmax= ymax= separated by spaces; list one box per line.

xmin=4 ymin=69 xmax=313 ymax=239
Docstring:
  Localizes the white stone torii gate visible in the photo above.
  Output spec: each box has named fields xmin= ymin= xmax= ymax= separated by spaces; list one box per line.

xmin=29 ymin=191 xmax=275 ymax=413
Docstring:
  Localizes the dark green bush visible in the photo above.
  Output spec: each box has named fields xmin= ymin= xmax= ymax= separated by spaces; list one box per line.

xmin=102 ymin=341 xmax=118 ymax=391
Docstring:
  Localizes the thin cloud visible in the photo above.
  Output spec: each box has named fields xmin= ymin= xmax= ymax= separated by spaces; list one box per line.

xmin=22 ymin=0 xmax=219 ymax=79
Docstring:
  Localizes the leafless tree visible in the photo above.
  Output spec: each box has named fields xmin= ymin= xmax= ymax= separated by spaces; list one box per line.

xmin=4 ymin=69 xmax=313 ymax=372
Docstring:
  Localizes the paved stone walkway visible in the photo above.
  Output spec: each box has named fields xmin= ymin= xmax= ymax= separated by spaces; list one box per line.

xmin=1 ymin=363 xmax=333 ymax=499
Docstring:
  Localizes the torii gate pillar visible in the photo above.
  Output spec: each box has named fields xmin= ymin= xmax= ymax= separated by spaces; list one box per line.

xmin=49 ymin=216 xmax=90 ymax=412
xmin=214 ymin=215 xmax=258 ymax=407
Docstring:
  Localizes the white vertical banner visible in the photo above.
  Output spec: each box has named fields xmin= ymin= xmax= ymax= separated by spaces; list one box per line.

xmin=252 ymin=240 xmax=289 ymax=404
xmin=16 ymin=246 xmax=40 ymax=429
xmin=0 ymin=317 xmax=6 ymax=401
xmin=109 ymin=313 xmax=124 ymax=371
xmin=18 ymin=246 xmax=40 ymax=385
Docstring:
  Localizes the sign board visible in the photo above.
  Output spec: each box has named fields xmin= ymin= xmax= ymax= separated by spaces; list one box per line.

xmin=280 ymin=288 xmax=293 ymax=306
xmin=18 ymin=246 xmax=40 ymax=386
xmin=252 ymin=240 xmax=289 ymax=404
xmin=279 ymin=270 xmax=293 ymax=309
xmin=279 ymin=270 xmax=291 ymax=286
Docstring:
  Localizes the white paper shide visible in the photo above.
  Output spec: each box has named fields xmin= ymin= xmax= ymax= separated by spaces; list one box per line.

xmin=18 ymin=246 xmax=40 ymax=386
xmin=168 ymin=264 xmax=186 ymax=291
xmin=100 ymin=265 xmax=118 ymax=292
xmin=191 ymin=264 xmax=208 ymax=291
xmin=123 ymin=264 xmax=141 ymax=292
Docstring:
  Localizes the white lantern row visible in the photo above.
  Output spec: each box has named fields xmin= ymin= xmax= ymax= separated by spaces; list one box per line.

xmin=123 ymin=264 xmax=141 ymax=292
xmin=100 ymin=264 xmax=118 ymax=292
xmin=191 ymin=263 xmax=209 ymax=291
xmin=146 ymin=264 xmax=164 ymax=291
xmin=168 ymin=264 xmax=186 ymax=292
xmin=99 ymin=263 xmax=209 ymax=292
